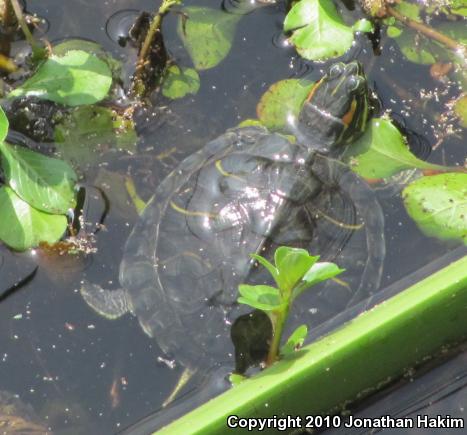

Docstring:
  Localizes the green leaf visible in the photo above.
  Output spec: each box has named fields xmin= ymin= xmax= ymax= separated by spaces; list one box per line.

xmin=162 ymin=65 xmax=200 ymax=99
xmin=448 ymin=0 xmax=467 ymax=17
xmin=352 ymin=19 xmax=374 ymax=33
xmin=393 ymin=22 xmax=466 ymax=66
xmin=436 ymin=21 xmax=467 ymax=62
xmin=394 ymin=28 xmax=437 ymax=64
xmin=293 ymin=264 xmax=343 ymax=300
xmin=281 ymin=325 xmax=308 ymax=357
xmin=274 ymin=246 xmax=319 ymax=291
xmin=0 ymin=141 xmax=77 ymax=214
xmin=454 ymin=94 xmax=467 ymax=128
xmin=0 ymin=187 xmax=67 ymax=251
xmin=250 ymin=254 xmax=280 ymax=286
xmin=284 ymin=0 xmax=355 ymax=61
xmin=293 ymin=262 xmax=345 ymax=300
xmin=9 ymin=50 xmax=112 ymax=106
xmin=177 ymin=7 xmax=240 ymax=70
xmin=256 ymin=79 xmax=314 ymax=130
xmin=395 ymin=1 xmax=422 ymax=22
xmin=238 ymin=284 xmax=282 ymax=311
xmin=345 ymin=118 xmax=446 ymax=179
xmin=0 ymin=106 xmax=8 ymax=142
xmin=229 ymin=373 xmax=247 ymax=386
xmin=54 ymin=106 xmax=137 ymax=171
xmin=237 ymin=119 xmax=265 ymax=128
xmin=402 ymin=173 xmax=467 ymax=244
xmin=387 ymin=25 xmax=402 ymax=38
xmin=52 ymin=39 xmax=122 ymax=80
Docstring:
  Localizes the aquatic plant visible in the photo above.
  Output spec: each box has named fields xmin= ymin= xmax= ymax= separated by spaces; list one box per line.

xmin=238 ymin=246 xmax=344 ymax=366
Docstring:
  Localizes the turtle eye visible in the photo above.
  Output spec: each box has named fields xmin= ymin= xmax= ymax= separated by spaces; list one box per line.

xmin=346 ymin=76 xmax=365 ymax=93
xmin=328 ymin=63 xmax=344 ymax=79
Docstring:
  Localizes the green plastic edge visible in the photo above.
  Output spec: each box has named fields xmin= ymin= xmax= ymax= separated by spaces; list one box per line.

xmin=156 ymin=255 xmax=467 ymax=435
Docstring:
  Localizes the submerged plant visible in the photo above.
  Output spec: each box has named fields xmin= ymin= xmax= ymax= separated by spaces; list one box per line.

xmin=132 ymin=0 xmax=182 ymax=97
xmin=4 ymin=0 xmax=46 ymax=61
xmin=238 ymin=246 xmax=344 ymax=366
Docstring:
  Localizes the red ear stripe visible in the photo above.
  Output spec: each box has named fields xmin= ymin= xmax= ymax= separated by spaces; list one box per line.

xmin=341 ymin=99 xmax=357 ymax=127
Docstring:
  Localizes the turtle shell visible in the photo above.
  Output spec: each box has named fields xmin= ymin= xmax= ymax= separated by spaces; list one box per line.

xmin=119 ymin=125 xmax=385 ymax=369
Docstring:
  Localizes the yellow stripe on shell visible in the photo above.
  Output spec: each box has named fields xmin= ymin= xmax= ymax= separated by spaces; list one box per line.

xmin=332 ymin=276 xmax=351 ymax=290
xmin=215 ymin=160 xmax=245 ymax=182
xmin=160 ymin=250 xmax=209 ymax=267
xmin=314 ymin=208 xmax=364 ymax=230
xmin=170 ymin=201 xmax=217 ymax=218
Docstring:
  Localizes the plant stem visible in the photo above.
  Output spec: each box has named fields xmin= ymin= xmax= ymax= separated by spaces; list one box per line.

xmin=387 ymin=6 xmax=466 ymax=53
xmin=2 ymin=0 xmax=16 ymax=28
xmin=266 ymin=302 xmax=291 ymax=366
xmin=8 ymin=0 xmax=42 ymax=58
xmin=132 ymin=0 xmax=179 ymax=97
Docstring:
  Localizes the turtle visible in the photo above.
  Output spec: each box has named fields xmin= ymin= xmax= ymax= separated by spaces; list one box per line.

xmin=81 ymin=61 xmax=385 ymax=377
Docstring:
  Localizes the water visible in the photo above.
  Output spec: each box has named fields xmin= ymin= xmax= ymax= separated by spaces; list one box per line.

xmin=326 ymin=343 xmax=467 ymax=435
xmin=0 ymin=0 xmax=465 ymax=433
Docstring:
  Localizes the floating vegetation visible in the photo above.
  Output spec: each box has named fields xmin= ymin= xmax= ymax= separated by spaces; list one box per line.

xmin=0 ymin=107 xmax=76 ymax=250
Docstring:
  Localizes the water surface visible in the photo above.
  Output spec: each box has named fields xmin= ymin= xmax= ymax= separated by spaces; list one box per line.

xmin=0 ymin=0 xmax=465 ymax=433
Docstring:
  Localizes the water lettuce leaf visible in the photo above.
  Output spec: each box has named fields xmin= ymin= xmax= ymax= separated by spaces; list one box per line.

xmin=426 ymin=0 xmax=467 ymax=17
xmin=284 ymin=0 xmax=372 ymax=61
xmin=9 ymin=50 xmax=112 ymax=106
xmin=0 ymin=187 xmax=67 ymax=251
xmin=449 ymin=0 xmax=467 ymax=17
xmin=0 ymin=141 xmax=77 ymax=214
xmin=389 ymin=19 xmax=466 ymax=66
xmin=256 ymin=79 xmax=314 ymax=130
xmin=54 ymin=105 xmax=137 ymax=171
xmin=402 ymin=173 xmax=467 ymax=244
xmin=345 ymin=118 xmax=446 ymax=179
xmin=237 ymin=119 xmax=265 ymax=128
xmin=177 ymin=7 xmax=240 ymax=70
xmin=396 ymin=1 xmax=422 ymax=21
xmin=162 ymin=65 xmax=200 ymax=99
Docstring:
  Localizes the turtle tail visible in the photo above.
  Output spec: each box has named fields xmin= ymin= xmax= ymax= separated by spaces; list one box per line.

xmin=80 ymin=281 xmax=133 ymax=319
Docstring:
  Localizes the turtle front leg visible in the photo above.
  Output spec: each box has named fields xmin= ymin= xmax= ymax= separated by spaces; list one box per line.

xmin=80 ymin=282 xmax=133 ymax=319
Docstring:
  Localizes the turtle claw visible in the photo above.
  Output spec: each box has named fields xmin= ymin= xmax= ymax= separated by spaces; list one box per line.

xmin=80 ymin=281 xmax=132 ymax=319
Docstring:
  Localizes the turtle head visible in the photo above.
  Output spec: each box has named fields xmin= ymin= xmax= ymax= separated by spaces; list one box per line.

xmin=296 ymin=61 xmax=371 ymax=151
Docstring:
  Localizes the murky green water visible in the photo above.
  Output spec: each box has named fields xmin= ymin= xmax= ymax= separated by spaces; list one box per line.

xmin=0 ymin=0 xmax=465 ymax=433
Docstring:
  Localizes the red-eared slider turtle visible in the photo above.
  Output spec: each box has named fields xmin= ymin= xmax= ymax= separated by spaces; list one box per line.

xmin=81 ymin=61 xmax=385 ymax=373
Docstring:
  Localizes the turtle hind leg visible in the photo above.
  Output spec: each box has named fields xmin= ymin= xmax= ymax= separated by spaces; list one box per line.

xmin=80 ymin=281 xmax=132 ymax=319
